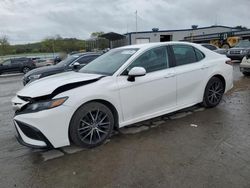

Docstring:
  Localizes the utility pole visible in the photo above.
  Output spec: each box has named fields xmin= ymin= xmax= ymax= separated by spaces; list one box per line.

xmin=135 ymin=10 xmax=138 ymax=33
xmin=52 ymin=40 xmax=55 ymax=58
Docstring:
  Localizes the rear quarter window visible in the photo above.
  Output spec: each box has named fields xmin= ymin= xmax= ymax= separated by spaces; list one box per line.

xmin=194 ymin=48 xmax=205 ymax=61
xmin=172 ymin=45 xmax=205 ymax=66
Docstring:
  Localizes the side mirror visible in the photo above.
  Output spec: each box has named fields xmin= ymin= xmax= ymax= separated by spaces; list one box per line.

xmin=72 ymin=62 xmax=80 ymax=69
xmin=127 ymin=67 xmax=146 ymax=82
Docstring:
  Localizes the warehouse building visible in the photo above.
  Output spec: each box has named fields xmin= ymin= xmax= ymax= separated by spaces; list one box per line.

xmin=89 ymin=25 xmax=250 ymax=50
xmin=125 ymin=25 xmax=238 ymax=44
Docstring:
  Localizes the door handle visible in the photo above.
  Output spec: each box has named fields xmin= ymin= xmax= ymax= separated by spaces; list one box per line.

xmin=164 ymin=73 xmax=175 ymax=78
xmin=201 ymin=66 xmax=209 ymax=70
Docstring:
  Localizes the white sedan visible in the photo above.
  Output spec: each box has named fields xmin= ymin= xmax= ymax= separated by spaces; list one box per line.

xmin=11 ymin=42 xmax=233 ymax=149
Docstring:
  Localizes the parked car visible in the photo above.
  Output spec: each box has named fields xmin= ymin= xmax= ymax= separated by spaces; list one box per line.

xmin=12 ymin=42 xmax=233 ymax=149
xmin=227 ymin=40 xmax=250 ymax=60
xmin=240 ymin=53 xmax=250 ymax=76
xmin=23 ymin=52 xmax=101 ymax=85
xmin=0 ymin=57 xmax=36 ymax=75
xmin=201 ymin=43 xmax=227 ymax=55
xmin=34 ymin=59 xmax=54 ymax=68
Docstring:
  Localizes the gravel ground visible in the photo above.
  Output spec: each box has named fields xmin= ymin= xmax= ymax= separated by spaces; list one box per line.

xmin=0 ymin=64 xmax=249 ymax=188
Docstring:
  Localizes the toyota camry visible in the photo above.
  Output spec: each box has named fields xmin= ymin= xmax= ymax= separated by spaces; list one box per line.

xmin=11 ymin=42 xmax=233 ymax=149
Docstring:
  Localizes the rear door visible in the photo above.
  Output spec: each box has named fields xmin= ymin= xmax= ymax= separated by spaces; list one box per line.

xmin=170 ymin=44 xmax=208 ymax=107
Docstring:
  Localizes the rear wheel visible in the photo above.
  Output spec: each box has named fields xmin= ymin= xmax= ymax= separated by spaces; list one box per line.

xmin=22 ymin=67 xmax=30 ymax=74
xmin=69 ymin=102 xmax=114 ymax=148
xmin=202 ymin=77 xmax=224 ymax=108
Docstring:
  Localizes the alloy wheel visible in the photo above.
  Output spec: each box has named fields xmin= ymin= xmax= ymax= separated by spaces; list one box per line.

xmin=23 ymin=67 xmax=30 ymax=74
xmin=78 ymin=109 xmax=111 ymax=145
xmin=207 ymin=80 xmax=224 ymax=105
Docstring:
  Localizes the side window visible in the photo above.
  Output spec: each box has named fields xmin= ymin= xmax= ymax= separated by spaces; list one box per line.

xmin=77 ymin=55 xmax=98 ymax=64
xmin=194 ymin=48 xmax=205 ymax=61
xmin=126 ymin=46 xmax=169 ymax=73
xmin=2 ymin=60 xmax=11 ymax=66
xmin=204 ymin=44 xmax=217 ymax=51
xmin=12 ymin=59 xmax=20 ymax=64
xmin=172 ymin=45 xmax=197 ymax=66
xmin=12 ymin=58 xmax=27 ymax=64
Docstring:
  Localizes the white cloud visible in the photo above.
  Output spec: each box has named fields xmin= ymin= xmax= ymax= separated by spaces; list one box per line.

xmin=0 ymin=0 xmax=249 ymax=44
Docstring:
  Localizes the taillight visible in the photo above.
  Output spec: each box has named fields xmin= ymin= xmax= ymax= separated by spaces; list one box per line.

xmin=226 ymin=60 xmax=233 ymax=65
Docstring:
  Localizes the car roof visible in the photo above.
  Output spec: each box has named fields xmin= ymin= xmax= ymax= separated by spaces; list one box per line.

xmin=72 ymin=52 xmax=102 ymax=57
xmin=117 ymin=41 xmax=201 ymax=50
xmin=200 ymin=43 xmax=214 ymax=46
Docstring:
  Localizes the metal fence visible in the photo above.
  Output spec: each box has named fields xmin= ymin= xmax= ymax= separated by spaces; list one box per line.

xmin=0 ymin=53 xmax=58 ymax=63
xmin=85 ymin=37 xmax=128 ymax=51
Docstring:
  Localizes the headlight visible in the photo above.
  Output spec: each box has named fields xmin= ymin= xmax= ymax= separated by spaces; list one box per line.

xmin=25 ymin=97 xmax=68 ymax=112
xmin=28 ymin=74 xmax=41 ymax=80
xmin=241 ymin=50 xmax=249 ymax=54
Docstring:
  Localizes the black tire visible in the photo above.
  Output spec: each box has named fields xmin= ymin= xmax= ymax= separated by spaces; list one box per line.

xmin=69 ymin=102 xmax=114 ymax=148
xmin=202 ymin=77 xmax=225 ymax=108
xmin=222 ymin=43 xmax=230 ymax=49
xmin=22 ymin=67 xmax=30 ymax=74
xmin=242 ymin=72 xmax=250 ymax=76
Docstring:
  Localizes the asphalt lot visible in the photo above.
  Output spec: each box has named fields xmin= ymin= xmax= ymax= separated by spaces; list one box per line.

xmin=0 ymin=64 xmax=250 ymax=188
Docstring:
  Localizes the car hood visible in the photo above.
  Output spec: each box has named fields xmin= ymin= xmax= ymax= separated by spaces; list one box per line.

xmin=24 ymin=65 xmax=63 ymax=78
xmin=17 ymin=72 xmax=103 ymax=98
xmin=214 ymin=49 xmax=227 ymax=54
xmin=229 ymin=47 xmax=250 ymax=51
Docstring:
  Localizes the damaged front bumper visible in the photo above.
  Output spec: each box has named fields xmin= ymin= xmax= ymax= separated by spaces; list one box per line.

xmin=12 ymin=95 xmax=74 ymax=149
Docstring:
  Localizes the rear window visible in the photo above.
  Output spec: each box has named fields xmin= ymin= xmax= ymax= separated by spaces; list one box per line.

xmin=203 ymin=44 xmax=217 ymax=51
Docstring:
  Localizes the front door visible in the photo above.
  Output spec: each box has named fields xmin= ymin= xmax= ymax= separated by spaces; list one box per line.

xmin=117 ymin=46 xmax=177 ymax=124
xmin=0 ymin=60 xmax=12 ymax=73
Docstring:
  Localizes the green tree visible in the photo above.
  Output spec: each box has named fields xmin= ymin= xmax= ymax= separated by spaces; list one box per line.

xmin=0 ymin=35 xmax=11 ymax=55
xmin=234 ymin=26 xmax=248 ymax=30
xmin=90 ymin=31 xmax=105 ymax=38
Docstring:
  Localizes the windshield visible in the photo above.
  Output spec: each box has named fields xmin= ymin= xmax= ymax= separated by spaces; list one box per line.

xmin=79 ymin=48 xmax=138 ymax=75
xmin=235 ymin=40 xmax=250 ymax=48
xmin=56 ymin=55 xmax=78 ymax=67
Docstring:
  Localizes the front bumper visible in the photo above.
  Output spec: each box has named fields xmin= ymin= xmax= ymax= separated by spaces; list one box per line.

xmin=14 ymin=120 xmax=53 ymax=149
xmin=240 ymin=62 xmax=250 ymax=73
xmin=240 ymin=67 xmax=250 ymax=73
xmin=226 ymin=54 xmax=245 ymax=60
xmin=14 ymin=105 xmax=74 ymax=148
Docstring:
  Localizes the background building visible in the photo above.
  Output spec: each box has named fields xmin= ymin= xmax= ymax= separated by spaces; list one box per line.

xmin=125 ymin=25 xmax=238 ymax=45
xmin=88 ymin=25 xmax=250 ymax=50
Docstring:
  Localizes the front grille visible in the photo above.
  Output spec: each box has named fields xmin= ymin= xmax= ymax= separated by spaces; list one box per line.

xmin=229 ymin=50 xmax=241 ymax=55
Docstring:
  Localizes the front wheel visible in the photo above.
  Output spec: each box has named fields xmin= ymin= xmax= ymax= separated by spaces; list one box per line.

xmin=22 ymin=67 xmax=30 ymax=74
xmin=202 ymin=77 xmax=224 ymax=108
xmin=221 ymin=43 xmax=230 ymax=49
xmin=69 ymin=102 xmax=114 ymax=148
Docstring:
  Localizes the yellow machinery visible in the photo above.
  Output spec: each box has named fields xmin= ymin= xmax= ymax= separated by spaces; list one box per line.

xmin=210 ymin=32 xmax=241 ymax=49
